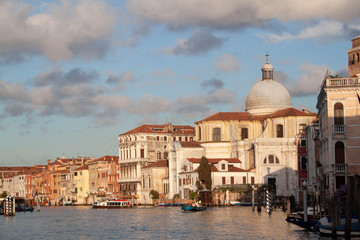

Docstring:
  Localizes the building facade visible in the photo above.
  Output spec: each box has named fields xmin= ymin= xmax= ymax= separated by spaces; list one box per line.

xmin=316 ymin=36 xmax=360 ymax=196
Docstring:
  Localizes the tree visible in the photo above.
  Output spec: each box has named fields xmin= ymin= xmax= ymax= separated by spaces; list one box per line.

xmin=149 ymin=189 xmax=159 ymax=199
xmin=1 ymin=191 xmax=7 ymax=198
xmin=189 ymin=190 xmax=198 ymax=200
xmin=198 ymin=156 xmax=212 ymax=190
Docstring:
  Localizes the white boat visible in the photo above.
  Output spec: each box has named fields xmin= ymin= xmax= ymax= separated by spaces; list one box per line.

xmin=92 ymin=199 xmax=132 ymax=209
xmin=318 ymin=216 xmax=360 ymax=236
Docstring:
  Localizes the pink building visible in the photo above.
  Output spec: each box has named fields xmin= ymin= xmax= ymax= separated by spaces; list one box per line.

xmin=316 ymin=36 xmax=360 ymax=195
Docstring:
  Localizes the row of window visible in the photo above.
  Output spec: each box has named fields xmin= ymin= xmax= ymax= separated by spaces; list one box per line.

xmin=207 ymin=124 xmax=307 ymax=141
xmin=349 ymin=53 xmax=360 ymax=64
xmin=120 ymin=136 xmax=194 ymax=143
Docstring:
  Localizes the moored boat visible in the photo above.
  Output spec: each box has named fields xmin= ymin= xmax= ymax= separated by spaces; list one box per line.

xmin=318 ymin=216 xmax=360 ymax=236
xmin=92 ymin=199 xmax=132 ymax=209
xmin=285 ymin=217 xmax=319 ymax=230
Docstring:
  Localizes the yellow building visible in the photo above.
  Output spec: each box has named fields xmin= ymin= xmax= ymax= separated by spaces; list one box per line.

xmin=74 ymin=165 xmax=90 ymax=205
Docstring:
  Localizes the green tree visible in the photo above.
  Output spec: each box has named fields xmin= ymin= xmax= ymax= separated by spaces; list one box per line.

xmin=149 ymin=189 xmax=159 ymax=199
xmin=198 ymin=156 xmax=212 ymax=190
xmin=189 ymin=190 xmax=198 ymax=200
xmin=1 ymin=191 xmax=7 ymax=198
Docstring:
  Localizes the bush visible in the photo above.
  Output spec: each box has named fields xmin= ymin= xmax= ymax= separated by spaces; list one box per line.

xmin=149 ymin=190 xmax=159 ymax=199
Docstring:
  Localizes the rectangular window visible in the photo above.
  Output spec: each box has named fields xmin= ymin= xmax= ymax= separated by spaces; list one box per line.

xmin=251 ymin=177 xmax=255 ymax=184
xmin=276 ymin=125 xmax=283 ymax=138
xmin=221 ymin=164 xmax=225 ymax=170
xmin=241 ymin=128 xmax=248 ymax=140
xmin=300 ymin=140 xmax=307 ymax=147
xmin=213 ymin=128 xmax=221 ymax=141
xmin=231 ymin=176 xmax=234 ymax=184
xmin=140 ymin=149 xmax=145 ymax=158
xmin=243 ymin=176 xmax=247 ymax=184
xmin=222 ymin=177 xmax=226 ymax=185
xmin=164 ymin=136 xmax=167 ymax=141
xmin=301 ymin=157 xmax=307 ymax=170
xmin=179 ymin=178 xmax=181 ymax=186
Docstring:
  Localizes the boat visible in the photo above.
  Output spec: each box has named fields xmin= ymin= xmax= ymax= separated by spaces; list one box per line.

xmin=15 ymin=205 xmax=34 ymax=212
xmin=230 ymin=201 xmax=258 ymax=206
xmin=92 ymin=199 xmax=132 ymax=209
xmin=181 ymin=204 xmax=206 ymax=212
xmin=318 ymin=216 xmax=360 ymax=236
xmin=286 ymin=217 xmax=319 ymax=230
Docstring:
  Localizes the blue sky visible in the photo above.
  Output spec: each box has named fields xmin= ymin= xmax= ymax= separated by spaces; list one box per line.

xmin=0 ymin=0 xmax=359 ymax=166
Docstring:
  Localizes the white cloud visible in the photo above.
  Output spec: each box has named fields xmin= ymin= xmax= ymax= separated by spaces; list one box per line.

xmin=265 ymin=20 xmax=346 ymax=43
xmin=127 ymin=0 xmax=360 ymax=29
xmin=215 ymin=54 xmax=241 ymax=72
xmin=287 ymin=63 xmax=333 ymax=97
xmin=0 ymin=0 xmax=117 ymax=63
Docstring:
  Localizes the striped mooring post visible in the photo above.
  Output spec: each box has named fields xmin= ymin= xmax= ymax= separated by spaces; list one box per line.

xmin=266 ymin=190 xmax=272 ymax=214
xmin=4 ymin=196 xmax=15 ymax=217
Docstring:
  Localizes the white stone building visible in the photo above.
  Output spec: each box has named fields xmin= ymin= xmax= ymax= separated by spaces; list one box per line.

xmin=118 ymin=123 xmax=195 ymax=204
xmin=194 ymin=60 xmax=317 ymax=199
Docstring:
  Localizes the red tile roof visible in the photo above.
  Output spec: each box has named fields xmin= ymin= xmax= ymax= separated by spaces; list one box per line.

xmin=75 ymin=165 xmax=89 ymax=171
xmin=120 ymin=124 xmax=195 ymax=135
xmin=188 ymin=158 xmax=241 ymax=164
xmin=196 ymin=108 xmax=317 ymax=123
xmin=142 ymin=160 xmax=168 ymax=168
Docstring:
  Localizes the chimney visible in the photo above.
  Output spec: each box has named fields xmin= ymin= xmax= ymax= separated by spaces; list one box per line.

xmin=47 ymin=159 xmax=50 ymax=165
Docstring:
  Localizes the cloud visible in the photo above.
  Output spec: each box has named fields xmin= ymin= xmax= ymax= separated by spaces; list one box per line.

xmin=127 ymin=0 xmax=360 ymax=29
xmin=286 ymin=63 xmax=333 ymax=97
xmin=201 ymin=78 xmax=224 ymax=93
xmin=106 ymin=71 xmax=135 ymax=91
xmin=0 ymin=0 xmax=117 ymax=63
xmin=162 ymin=30 xmax=225 ymax=55
xmin=264 ymin=20 xmax=349 ymax=43
xmin=215 ymin=54 xmax=241 ymax=72
xmin=34 ymin=68 xmax=99 ymax=86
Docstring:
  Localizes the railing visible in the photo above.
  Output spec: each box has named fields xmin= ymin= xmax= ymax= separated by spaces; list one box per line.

xmin=333 ymin=125 xmax=346 ymax=134
xmin=325 ymin=77 xmax=360 ymax=87
xmin=333 ymin=164 xmax=347 ymax=174
xmin=118 ymin=177 xmax=141 ymax=183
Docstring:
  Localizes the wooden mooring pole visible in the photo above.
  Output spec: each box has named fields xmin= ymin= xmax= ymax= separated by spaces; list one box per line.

xmin=345 ymin=176 xmax=354 ymax=238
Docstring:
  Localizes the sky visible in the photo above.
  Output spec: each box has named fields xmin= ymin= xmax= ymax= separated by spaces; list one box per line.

xmin=0 ymin=0 xmax=359 ymax=166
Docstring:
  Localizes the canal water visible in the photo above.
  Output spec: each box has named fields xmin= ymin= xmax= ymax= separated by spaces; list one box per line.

xmin=0 ymin=206 xmax=338 ymax=239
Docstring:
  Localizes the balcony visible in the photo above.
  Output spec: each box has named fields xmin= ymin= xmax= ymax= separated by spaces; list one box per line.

xmin=118 ymin=177 xmax=141 ymax=183
xmin=333 ymin=164 xmax=347 ymax=174
xmin=333 ymin=125 xmax=346 ymax=135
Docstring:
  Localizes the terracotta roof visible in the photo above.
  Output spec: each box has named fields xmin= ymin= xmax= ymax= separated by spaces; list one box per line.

xmin=196 ymin=108 xmax=317 ymax=123
xmin=188 ymin=158 xmax=241 ymax=164
xmin=93 ymin=155 xmax=119 ymax=162
xmin=179 ymin=142 xmax=203 ymax=148
xmin=0 ymin=167 xmax=35 ymax=171
xmin=211 ymin=165 xmax=219 ymax=172
xmin=228 ymin=166 xmax=250 ymax=172
xmin=120 ymin=124 xmax=195 ymax=135
xmin=264 ymin=108 xmax=317 ymax=118
xmin=142 ymin=160 xmax=168 ymax=169
xmin=75 ymin=165 xmax=89 ymax=171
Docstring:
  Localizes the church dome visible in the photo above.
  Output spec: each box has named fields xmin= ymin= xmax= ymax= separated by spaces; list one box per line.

xmin=246 ymin=60 xmax=291 ymax=115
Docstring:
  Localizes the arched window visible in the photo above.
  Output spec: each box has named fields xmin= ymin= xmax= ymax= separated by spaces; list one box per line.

xmin=276 ymin=124 xmax=283 ymax=138
xmin=263 ymin=155 xmax=279 ymax=164
xmin=241 ymin=128 xmax=248 ymax=140
xmin=335 ymin=141 xmax=345 ymax=164
xmin=334 ymin=102 xmax=344 ymax=125
xmin=213 ymin=128 xmax=221 ymax=141
xmin=157 ymin=152 xmax=161 ymax=160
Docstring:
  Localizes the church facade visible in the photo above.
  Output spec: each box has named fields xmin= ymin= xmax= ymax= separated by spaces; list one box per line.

xmin=194 ymin=60 xmax=317 ymax=199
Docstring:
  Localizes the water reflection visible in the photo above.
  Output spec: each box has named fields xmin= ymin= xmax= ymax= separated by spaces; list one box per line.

xmin=0 ymin=206 xmax=332 ymax=239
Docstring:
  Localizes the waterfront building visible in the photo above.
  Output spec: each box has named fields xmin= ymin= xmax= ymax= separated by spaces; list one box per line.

xmin=194 ymin=60 xmax=317 ymax=199
xmin=118 ymin=123 xmax=195 ymax=204
xmin=178 ymin=158 xmax=255 ymax=200
xmin=73 ymin=164 xmax=90 ymax=204
xmin=316 ymin=36 xmax=360 ymax=196
xmin=141 ymin=160 xmax=168 ymax=204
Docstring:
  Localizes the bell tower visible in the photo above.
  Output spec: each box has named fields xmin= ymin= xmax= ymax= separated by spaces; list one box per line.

xmin=348 ymin=36 xmax=360 ymax=77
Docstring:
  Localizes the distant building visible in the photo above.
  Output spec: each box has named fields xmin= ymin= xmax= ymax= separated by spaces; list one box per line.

xmin=316 ymin=36 xmax=360 ymax=196
xmin=118 ymin=123 xmax=195 ymax=204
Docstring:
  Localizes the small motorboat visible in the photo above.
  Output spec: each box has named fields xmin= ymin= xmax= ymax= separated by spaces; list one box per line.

xmin=181 ymin=204 xmax=206 ymax=212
